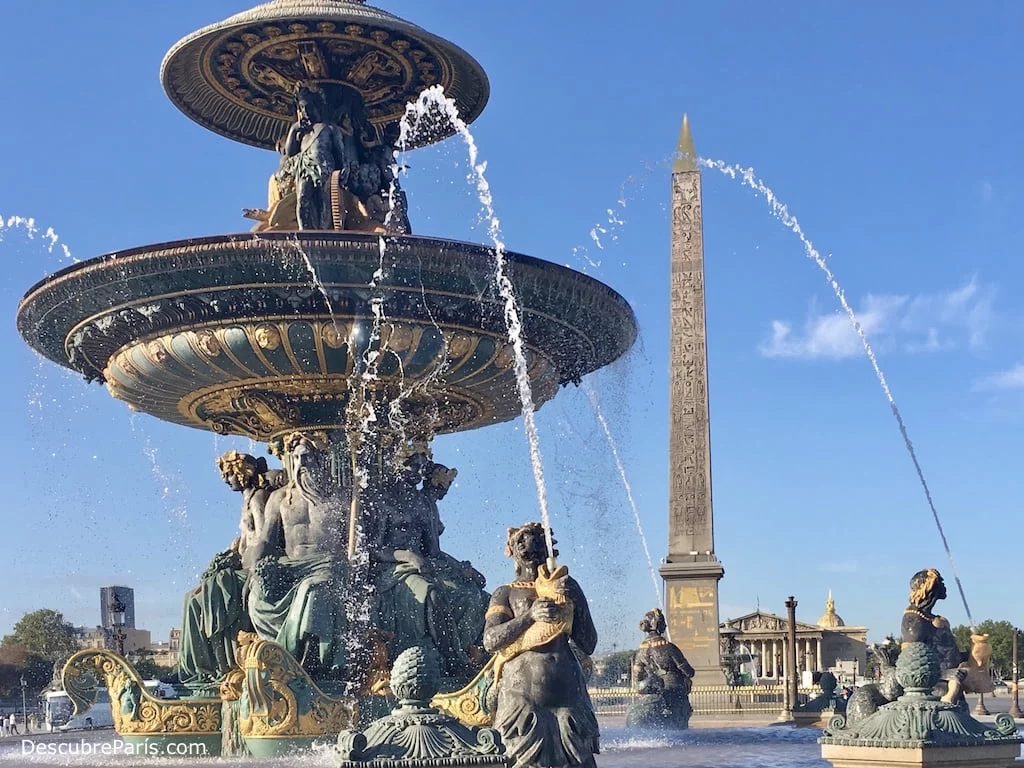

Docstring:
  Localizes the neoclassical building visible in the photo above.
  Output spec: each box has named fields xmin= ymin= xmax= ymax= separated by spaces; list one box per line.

xmin=719 ymin=593 xmax=868 ymax=682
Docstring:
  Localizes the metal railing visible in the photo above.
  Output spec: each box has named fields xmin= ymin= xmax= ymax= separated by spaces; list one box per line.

xmin=588 ymin=685 xmax=815 ymax=716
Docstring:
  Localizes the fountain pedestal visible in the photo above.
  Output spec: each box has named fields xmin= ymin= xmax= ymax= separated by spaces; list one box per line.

xmin=821 ymin=742 xmax=1022 ymax=768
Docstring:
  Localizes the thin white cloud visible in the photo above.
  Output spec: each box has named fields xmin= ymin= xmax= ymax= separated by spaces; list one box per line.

xmin=974 ymin=364 xmax=1024 ymax=392
xmin=759 ymin=279 xmax=994 ymax=361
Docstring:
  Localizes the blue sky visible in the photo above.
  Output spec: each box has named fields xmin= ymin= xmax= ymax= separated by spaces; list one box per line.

xmin=1 ymin=1 xmax=1022 ymax=654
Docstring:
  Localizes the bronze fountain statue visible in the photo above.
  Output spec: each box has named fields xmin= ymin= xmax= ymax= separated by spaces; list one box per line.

xmin=625 ymin=607 xmax=695 ymax=730
xmin=820 ymin=568 xmax=1020 ymax=767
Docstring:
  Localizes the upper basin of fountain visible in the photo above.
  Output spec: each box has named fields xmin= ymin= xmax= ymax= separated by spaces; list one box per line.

xmin=161 ymin=0 xmax=489 ymax=151
xmin=17 ymin=232 xmax=636 ymax=441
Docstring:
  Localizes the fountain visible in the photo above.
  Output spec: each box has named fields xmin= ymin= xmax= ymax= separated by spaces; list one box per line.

xmin=15 ymin=0 xmax=635 ymax=758
xmin=820 ymin=569 xmax=1021 ymax=768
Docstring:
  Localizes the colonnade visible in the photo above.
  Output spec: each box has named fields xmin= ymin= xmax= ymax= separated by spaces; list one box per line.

xmin=753 ymin=637 xmax=823 ymax=678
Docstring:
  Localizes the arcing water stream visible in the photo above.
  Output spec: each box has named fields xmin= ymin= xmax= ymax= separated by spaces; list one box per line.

xmin=696 ymin=156 xmax=975 ymax=625
xmin=584 ymin=382 xmax=663 ymax=609
xmin=0 ymin=214 xmax=75 ymax=261
xmin=405 ymin=86 xmax=557 ymax=562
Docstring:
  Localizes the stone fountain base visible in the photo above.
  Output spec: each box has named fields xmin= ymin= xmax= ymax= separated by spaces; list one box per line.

xmin=820 ymin=741 xmax=1022 ymax=767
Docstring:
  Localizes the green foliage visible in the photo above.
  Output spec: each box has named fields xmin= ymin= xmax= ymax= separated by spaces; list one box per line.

xmin=127 ymin=648 xmax=175 ymax=683
xmin=951 ymin=620 xmax=1019 ymax=679
xmin=593 ymin=650 xmax=636 ymax=687
xmin=2 ymin=609 xmax=78 ymax=662
xmin=0 ymin=642 xmax=55 ymax=696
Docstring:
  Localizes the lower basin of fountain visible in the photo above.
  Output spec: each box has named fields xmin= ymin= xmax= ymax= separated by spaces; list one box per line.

xmin=17 ymin=232 xmax=636 ymax=441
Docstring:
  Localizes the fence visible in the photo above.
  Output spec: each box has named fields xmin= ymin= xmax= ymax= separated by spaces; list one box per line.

xmin=588 ymin=685 xmax=815 ymax=717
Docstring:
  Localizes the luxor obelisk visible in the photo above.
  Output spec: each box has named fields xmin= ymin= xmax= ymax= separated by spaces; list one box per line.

xmin=660 ymin=116 xmax=726 ymax=685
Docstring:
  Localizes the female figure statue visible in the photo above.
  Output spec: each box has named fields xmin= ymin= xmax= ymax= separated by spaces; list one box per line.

xmin=483 ymin=523 xmax=599 ymax=768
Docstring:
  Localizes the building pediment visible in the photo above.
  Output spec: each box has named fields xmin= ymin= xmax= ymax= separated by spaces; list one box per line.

xmin=720 ymin=611 xmax=821 ymax=634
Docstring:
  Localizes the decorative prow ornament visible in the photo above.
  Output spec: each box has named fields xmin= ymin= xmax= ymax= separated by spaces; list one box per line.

xmin=62 ymin=649 xmax=222 ymax=755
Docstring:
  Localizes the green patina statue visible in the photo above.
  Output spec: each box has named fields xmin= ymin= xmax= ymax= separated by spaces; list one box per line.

xmin=246 ymin=432 xmax=350 ymax=678
xmin=820 ymin=568 xmax=1021 ymax=751
xmin=484 ymin=523 xmax=599 ymax=768
xmin=178 ymin=451 xmax=284 ymax=688
xmin=368 ymin=451 xmax=489 ymax=677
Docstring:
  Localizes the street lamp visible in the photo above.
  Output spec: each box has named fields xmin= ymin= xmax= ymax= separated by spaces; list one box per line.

xmin=1010 ymin=626 xmax=1021 ymax=720
xmin=109 ymin=595 xmax=127 ymax=656
xmin=20 ymin=675 xmax=27 ymax=734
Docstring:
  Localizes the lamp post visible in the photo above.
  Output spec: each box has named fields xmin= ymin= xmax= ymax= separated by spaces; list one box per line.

xmin=1011 ymin=626 xmax=1021 ymax=719
xmin=109 ymin=595 xmax=127 ymax=656
xmin=783 ymin=596 xmax=798 ymax=721
xmin=20 ymin=675 xmax=27 ymax=734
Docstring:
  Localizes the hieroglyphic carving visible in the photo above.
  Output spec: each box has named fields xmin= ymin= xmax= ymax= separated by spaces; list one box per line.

xmin=669 ymin=171 xmax=713 ymax=554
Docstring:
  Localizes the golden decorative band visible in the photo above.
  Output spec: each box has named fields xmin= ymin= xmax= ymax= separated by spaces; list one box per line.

xmin=486 ymin=605 xmax=512 ymax=619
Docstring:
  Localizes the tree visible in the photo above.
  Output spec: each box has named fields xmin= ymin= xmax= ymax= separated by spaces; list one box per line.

xmin=952 ymin=620 xmax=1017 ymax=679
xmin=2 ymin=609 xmax=78 ymax=662
xmin=129 ymin=649 xmax=175 ymax=682
xmin=593 ymin=650 xmax=636 ymax=687
xmin=0 ymin=642 xmax=56 ymax=696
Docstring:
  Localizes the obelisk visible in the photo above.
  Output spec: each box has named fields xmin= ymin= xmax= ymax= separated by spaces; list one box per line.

xmin=659 ymin=116 xmax=726 ymax=685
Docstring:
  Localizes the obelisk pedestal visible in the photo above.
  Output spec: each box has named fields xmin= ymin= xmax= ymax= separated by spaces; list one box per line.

xmin=660 ymin=116 xmax=726 ymax=686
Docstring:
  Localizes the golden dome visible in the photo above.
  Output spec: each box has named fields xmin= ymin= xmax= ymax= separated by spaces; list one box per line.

xmin=817 ymin=590 xmax=845 ymax=628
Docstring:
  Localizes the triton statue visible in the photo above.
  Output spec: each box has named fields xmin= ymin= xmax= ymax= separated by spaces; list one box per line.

xmin=625 ymin=607 xmax=695 ymax=729
xmin=484 ymin=523 xmax=599 ymax=768
xmin=820 ymin=568 xmax=1021 ymax=757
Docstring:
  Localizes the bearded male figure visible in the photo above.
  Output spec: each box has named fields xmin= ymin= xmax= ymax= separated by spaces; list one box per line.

xmin=178 ymin=452 xmax=284 ymax=687
xmin=247 ymin=433 xmax=349 ymax=677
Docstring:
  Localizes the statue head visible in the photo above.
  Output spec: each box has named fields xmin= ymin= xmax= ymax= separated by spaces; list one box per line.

xmin=423 ymin=462 xmax=457 ymax=501
xmin=399 ymin=451 xmax=430 ymax=486
xmin=284 ymin=431 xmax=329 ymax=499
xmin=217 ymin=451 xmax=267 ymax=492
xmin=908 ymin=568 xmax=946 ymax=610
xmin=504 ymin=522 xmax=557 ymax=566
xmin=295 ymin=83 xmax=326 ymax=123
xmin=639 ymin=608 xmax=667 ymax=636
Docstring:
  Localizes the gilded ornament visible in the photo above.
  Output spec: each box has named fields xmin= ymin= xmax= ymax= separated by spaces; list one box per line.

xmin=254 ymin=324 xmax=282 ymax=350
xmin=237 ymin=636 xmax=356 ymax=739
xmin=493 ymin=343 xmax=514 ymax=370
xmin=62 ymin=650 xmax=221 ymax=736
xmin=147 ymin=340 xmax=169 ymax=364
xmin=321 ymin=321 xmax=348 ymax=349
xmin=195 ymin=329 xmax=221 ymax=357
xmin=381 ymin=323 xmax=414 ymax=352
